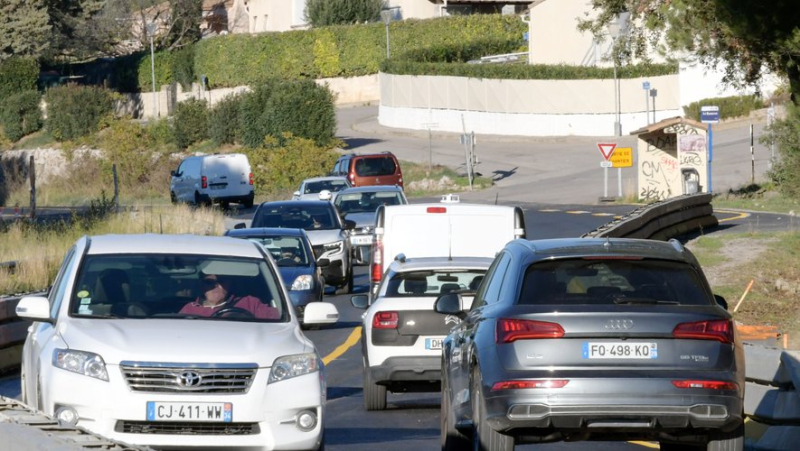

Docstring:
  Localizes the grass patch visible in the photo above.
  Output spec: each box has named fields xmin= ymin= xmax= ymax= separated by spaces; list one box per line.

xmin=401 ymin=161 xmax=493 ymax=198
xmin=687 ymin=235 xmax=728 ymax=267
xmin=712 ymin=183 xmax=800 ymax=213
xmin=12 ymin=130 xmax=56 ymax=150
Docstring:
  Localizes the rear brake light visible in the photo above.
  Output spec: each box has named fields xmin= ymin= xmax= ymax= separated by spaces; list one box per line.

xmin=371 ymin=235 xmax=383 ymax=284
xmin=348 ymin=172 xmax=356 ymax=186
xmin=492 ymin=380 xmax=569 ymax=391
xmin=248 ymin=172 xmax=254 ymax=185
xmin=496 ymin=319 xmax=564 ymax=343
xmin=427 ymin=207 xmax=446 ymax=213
xmin=672 ymin=380 xmax=738 ymax=390
xmin=201 ymin=176 xmax=208 ymax=189
xmin=672 ymin=319 xmax=733 ymax=344
xmin=373 ymin=311 xmax=398 ymax=329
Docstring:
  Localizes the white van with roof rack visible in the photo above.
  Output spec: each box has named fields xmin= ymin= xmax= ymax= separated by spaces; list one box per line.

xmin=368 ymin=194 xmax=526 ymax=297
xmin=170 ymin=153 xmax=255 ymax=208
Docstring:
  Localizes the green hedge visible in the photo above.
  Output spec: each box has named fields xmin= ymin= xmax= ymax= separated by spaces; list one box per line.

xmin=683 ymin=95 xmax=765 ymax=121
xmin=0 ymin=90 xmax=43 ymax=142
xmin=209 ymin=93 xmax=243 ymax=145
xmin=0 ymin=57 xmax=39 ymax=99
xmin=45 ymin=84 xmax=115 ymax=141
xmin=173 ymin=98 xmax=209 ymax=149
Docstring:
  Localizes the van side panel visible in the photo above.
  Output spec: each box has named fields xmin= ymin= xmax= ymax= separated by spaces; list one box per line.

xmin=449 ymin=213 xmax=514 ymax=256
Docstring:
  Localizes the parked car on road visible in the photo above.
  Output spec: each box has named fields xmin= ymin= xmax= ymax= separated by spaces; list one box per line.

xmin=350 ymin=255 xmax=492 ymax=411
xmin=249 ymin=201 xmax=356 ymax=293
xmin=330 ymin=152 xmax=404 ymax=188
xmin=170 ymin=153 xmax=255 ymax=208
xmin=437 ymin=237 xmax=744 ymax=451
xmin=292 ymin=176 xmax=351 ymax=201
xmin=225 ymin=227 xmax=327 ymax=323
xmin=16 ymin=233 xmax=338 ymax=450
xmin=333 ymin=185 xmax=408 ymax=265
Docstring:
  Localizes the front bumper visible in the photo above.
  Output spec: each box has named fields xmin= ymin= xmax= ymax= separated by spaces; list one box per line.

xmin=288 ymin=289 xmax=320 ymax=309
xmin=41 ymin=365 xmax=325 ymax=450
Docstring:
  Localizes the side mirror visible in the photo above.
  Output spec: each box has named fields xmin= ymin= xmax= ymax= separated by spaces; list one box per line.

xmin=170 ymin=170 xmax=177 ymax=177
xmin=15 ymin=296 xmax=53 ymax=323
xmin=233 ymin=222 xmax=247 ymax=230
xmin=317 ymin=258 xmax=330 ymax=268
xmin=293 ymin=191 xmax=300 ymax=198
xmin=714 ymin=294 xmax=729 ymax=311
xmin=350 ymin=294 xmax=369 ymax=310
xmin=434 ymin=292 xmax=465 ymax=317
xmin=344 ymin=219 xmax=356 ymax=230
xmin=303 ymin=302 xmax=339 ymax=326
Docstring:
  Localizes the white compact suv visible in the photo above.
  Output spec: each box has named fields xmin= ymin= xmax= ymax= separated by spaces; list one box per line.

xmin=170 ymin=153 xmax=255 ymax=208
xmin=16 ymin=234 xmax=338 ymax=450
xmin=350 ymin=255 xmax=492 ymax=410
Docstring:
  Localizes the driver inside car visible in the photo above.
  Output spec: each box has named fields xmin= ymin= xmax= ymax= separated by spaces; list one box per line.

xmin=179 ymin=273 xmax=280 ymax=319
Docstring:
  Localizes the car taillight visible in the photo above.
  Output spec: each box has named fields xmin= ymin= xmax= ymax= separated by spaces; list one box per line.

xmin=348 ymin=172 xmax=356 ymax=186
xmin=248 ymin=172 xmax=254 ymax=185
xmin=373 ymin=311 xmax=398 ymax=329
xmin=492 ymin=380 xmax=569 ymax=391
xmin=496 ymin=319 xmax=564 ymax=343
xmin=201 ymin=176 xmax=208 ymax=189
xmin=427 ymin=207 xmax=446 ymax=213
xmin=672 ymin=380 xmax=738 ymax=390
xmin=371 ymin=234 xmax=383 ymax=284
xmin=672 ymin=319 xmax=733 ymax=344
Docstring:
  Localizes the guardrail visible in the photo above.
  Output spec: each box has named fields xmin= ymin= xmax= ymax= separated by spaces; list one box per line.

xmin=582 ymin=193 xmax=718 ymax=240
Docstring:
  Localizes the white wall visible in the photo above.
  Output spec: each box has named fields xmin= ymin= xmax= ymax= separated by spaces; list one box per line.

xmin=387 ymin=0 xmax=439 ymax=20
xmin=528 ymin=0 xmax=599 ymax=66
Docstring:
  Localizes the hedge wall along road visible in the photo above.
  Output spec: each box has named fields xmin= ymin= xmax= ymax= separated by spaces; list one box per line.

xmin=146 ymin=15 xmax=525 ymax=90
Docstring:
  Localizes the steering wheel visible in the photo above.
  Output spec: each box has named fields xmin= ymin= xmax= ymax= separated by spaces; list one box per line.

xmin=211 ymin=307 xmax=255 ymax=318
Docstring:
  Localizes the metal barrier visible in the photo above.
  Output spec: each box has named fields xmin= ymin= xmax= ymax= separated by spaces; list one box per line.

xmin=582 ymin=193 xmax=718 ymax=240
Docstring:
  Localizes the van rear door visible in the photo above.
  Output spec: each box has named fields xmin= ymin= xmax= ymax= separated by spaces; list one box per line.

xmin=203 ymin=154 xmax=252 ymax=198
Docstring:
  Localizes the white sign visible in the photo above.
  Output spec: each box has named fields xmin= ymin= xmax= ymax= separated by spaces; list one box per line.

xmin=597 ymin=143 xmax=617 ymax=161
xmin=600 ymin=161 xmax=613 ymax=168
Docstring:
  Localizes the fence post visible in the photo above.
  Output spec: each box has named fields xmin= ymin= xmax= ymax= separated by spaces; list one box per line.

xmin=29 ymin=155 xmax=36 ymax=220
xmin=112 ymin=164 xmax=119 ymax=213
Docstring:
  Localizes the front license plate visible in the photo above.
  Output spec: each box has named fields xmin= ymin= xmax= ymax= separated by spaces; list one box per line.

xmin=582 ymin=342 xmax=658 ymax=359
xmin=146 ymin=401 xmax=232 ymax=422
xmin=425 ymin=338 xmax=444 ymax=350
xmin=351 ymin=235 xmax=372 ymax=246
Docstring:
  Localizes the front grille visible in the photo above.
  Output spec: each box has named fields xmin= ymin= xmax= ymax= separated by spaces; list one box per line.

xmin=312 ymin=245 xmax=325 ymax=258
xmin=120 ymin=362 xmax=257 ymax=394
xmin=116 ymin=420 xmax=259 ymax=435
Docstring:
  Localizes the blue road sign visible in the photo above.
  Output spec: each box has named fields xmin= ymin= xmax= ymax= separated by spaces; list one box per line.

xmin=643 ymin=81 xmax=650 ymax=90
xmin=700 ymin=105 xmax=720 ymax=124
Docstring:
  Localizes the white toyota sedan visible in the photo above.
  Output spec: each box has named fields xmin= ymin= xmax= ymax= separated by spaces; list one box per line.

xmin=16 ymin=233 xmax=338 ymax=450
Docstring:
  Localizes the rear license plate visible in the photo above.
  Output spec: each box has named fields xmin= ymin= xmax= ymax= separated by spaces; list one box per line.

xmin=210 ymin=184 xmax=227 ymax=190
xmin=351 ymin=235 xmax=372 ymax=246
xmin=582 ymin=342 xmax=658 ymax=359
xmin=146 ymin=401 xmax=232 ymax=422
xmin=425 ymin=338 xmax=444 ymax=350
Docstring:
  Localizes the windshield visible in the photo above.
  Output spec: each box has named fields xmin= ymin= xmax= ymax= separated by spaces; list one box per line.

xmin=304 ymin=180 xmax=349 ymax=194
xmin=518 ymin=258 xmax=713 ymax=306
xmin=247 ymin=237 xmax=310 ymax=266
xmin=335 ymin=191 xmax=405 ymax=215
xmin=252 ymin=204 xmax=340 ymax=230
xmin=69 ymin=254 xmax=289 ymax=322
xmin=384 ymin=269 xmax=486 ymax=297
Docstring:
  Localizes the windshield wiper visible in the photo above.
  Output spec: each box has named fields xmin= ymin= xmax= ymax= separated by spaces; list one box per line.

xmin=613 ymin=298 xmax=679 ymax=305
xmin=75 ymin=313 xmax=121 ymax=319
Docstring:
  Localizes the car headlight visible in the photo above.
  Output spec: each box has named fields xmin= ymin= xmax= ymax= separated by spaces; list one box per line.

xmin=291 ymin=274 xmax=313 ymax=291
xmin=323 ymin=240 xmax=344 ymax=255
xmin=268 ymin=353 xmax=320 ymax=383
xmin=52 ymin=349 xmax=109 ymax=381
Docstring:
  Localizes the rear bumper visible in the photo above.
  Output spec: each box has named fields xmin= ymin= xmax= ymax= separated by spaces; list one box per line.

xmin=369 ymin=356 xmax=441 ymax=385
xmin=200 ymin=192 xmax=254 ymax=204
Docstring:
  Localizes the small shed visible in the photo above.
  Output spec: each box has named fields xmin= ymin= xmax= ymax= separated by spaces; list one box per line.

xmin=630 ymin=117 xmax=708 ymax=202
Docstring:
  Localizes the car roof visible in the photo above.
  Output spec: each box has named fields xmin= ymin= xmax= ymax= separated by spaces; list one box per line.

xmin=387 ymin=256 xmax=494 ymax=272
xmin=301 ymin=176 xmax=350 ymax=184
xmin=257 ymin=200 xmax=335 ymax=209
xmin=508 ymin=238 xmax=690 ymax=262
xmin=86 ymin=234 xmax=263 ymax=258
xmin=225 ymin=227 xmax=307 ymax=239
xmin=337 ymin=185 xmax=403 ymax=194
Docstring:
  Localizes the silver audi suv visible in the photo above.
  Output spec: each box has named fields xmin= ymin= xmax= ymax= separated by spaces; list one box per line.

xmin=436 ymin=238 xmax=744 ymax=451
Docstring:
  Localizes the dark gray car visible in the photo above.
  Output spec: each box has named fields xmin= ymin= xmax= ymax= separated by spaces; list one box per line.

xmin=437 ymin=238 xmax=745 ymax=451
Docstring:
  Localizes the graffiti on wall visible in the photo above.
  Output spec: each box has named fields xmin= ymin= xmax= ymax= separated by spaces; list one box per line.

xmin=678 ymin=134 xmax=706 ymax=167
xmin=639 ymin=131 xmax=678 ymax=201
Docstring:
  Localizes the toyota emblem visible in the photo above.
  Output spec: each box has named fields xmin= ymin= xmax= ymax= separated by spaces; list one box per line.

xmin=178 ymin=371 xmax=202 ymax=388
xmin=604 ymin=319 xmax=634 ymax=330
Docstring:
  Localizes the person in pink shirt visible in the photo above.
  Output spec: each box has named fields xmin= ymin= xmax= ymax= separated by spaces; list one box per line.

xmin=179 ymin=273 xmax=280 ymax=319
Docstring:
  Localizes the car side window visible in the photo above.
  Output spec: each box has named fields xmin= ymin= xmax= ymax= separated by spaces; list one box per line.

xmin=470 ymin=252 xmax=511 ymax=310
xmin=49 ymin=246 xmax=78 ymax=318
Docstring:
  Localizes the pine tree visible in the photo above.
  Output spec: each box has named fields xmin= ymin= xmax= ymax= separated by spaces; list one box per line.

xmin=0 ymin=0 xmax=52 ymax=61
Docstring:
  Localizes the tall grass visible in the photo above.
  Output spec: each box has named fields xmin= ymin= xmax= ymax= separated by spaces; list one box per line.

xmin=0 ymin=204 xmax=225 ymax=295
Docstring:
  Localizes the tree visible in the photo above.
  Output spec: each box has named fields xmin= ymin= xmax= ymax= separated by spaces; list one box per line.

xmin=305 ymin=0 xmax=384 ymax=27
xmin=133 ymin=0 xmax=202 ymax=51
xmin=0 ymin=0 xmax=51 ymax=61
xmin=578 ymin=0 xmax=800 ymax=105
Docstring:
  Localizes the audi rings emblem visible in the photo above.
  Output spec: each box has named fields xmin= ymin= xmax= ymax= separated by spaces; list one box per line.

xmin=604 ymin=319 xmax=634 ymax=330
xmin=178 ymin=371 xmax=202 ymax=388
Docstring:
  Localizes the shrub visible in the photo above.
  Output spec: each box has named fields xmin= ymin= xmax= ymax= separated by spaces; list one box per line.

xmin=172 ymin=98 xmax=209 ymax=149
xmin=209 ymin=93 xmax=243 ymax=145
xmin=262 ymin=80 xmax=337 ymax=147
xmin=171 ymin=45 xmax=196 ymax=90
xmin=0 ymin=91 xmax=43 ymax=142
xmin=244 ymin=133 xmax=340 ymax=196
xmin=147 ymin=118 xmax=176 ymax=151
xmin=305 ymin=0 xmax=383 ymax=27
xmin=239 ymin=81 xmax=278 ymax=148
xmin=683 ymin=95 xmax=765 ymax=121
xmin=763 ymin=104 xmax=800 ymax=198
xmin=0 ymin=57 xmax=39 ymax=99
xmin=45 ymin=84 xmax=115 ymax=141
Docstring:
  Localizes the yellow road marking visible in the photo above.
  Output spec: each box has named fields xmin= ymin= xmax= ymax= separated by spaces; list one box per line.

xmin=566 ymin=211 xmax=591 ymax=215
xmin=592 ymin=213 xmax=615 ymax=217
xmin=539 ymin=209 xmax=561 ymax=213
xmin=322 ymin=326 xmax=362 ymax=365
xmin=715 ymin=209 xmax=750 ymax=223
xmin=628 ymin=441 xmax=659 ymax=449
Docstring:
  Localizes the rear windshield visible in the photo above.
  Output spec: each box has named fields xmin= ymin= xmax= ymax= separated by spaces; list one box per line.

xmin=384 ymin=270 xmax=486 ymax=297
xmin=252 ymin=205 xmax=340 ymax=230
xmin=335 ymin=191 xmax=404 ymax=214
xmin=354 ymin=157 xmax=397 ymax=177
xmin=245 ymin=236 xmax=310 ymax=266
xmin=518 ymin=258 xmax=712 ymax=306
xmin=304 ymin=180 xmax=349 ymax=194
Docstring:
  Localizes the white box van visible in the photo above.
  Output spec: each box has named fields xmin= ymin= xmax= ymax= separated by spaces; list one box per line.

xmin=170 ymin=153 xmax=255 ymax=208
xmin=369 ymin=194 xmax=526 ymax=295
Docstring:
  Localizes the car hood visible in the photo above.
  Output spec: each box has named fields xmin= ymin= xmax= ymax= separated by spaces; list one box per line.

xmin=342 ymin=212 xmax=376 ymax=229
xmin=305 ymin=229 xmax=344 ymax=245
xmin=59 ymin=318 xmax=309 ymax=367
xmin=278 ymin=266 xmax=314 ymax=285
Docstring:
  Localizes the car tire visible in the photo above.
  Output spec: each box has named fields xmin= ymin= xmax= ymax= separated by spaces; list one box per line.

xmin=194 ymin=192 xmax=204 ymax=207
xmin=170 ymin=191 xmax=177 ymax=204
xmin=471 ymin=366 xmax=514 ymax=451
xmin=346 ymin=268 xmax=354 ymax=293
xmin=363 ymin=366 xmax=387 ymax=411
xmin=441 ymin=375 xmax=470 ymax=451
xmin=707 ymin=423 xmax=744 ymax=451
xmin=243 ymin=196 xmax=254 ymax=209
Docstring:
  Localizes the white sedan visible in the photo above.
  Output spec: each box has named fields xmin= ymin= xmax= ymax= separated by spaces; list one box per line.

xmin=292 ymin=176 xmax=351 ymax=201
xmin=16 ymin=233 xmax=338 ymax=450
